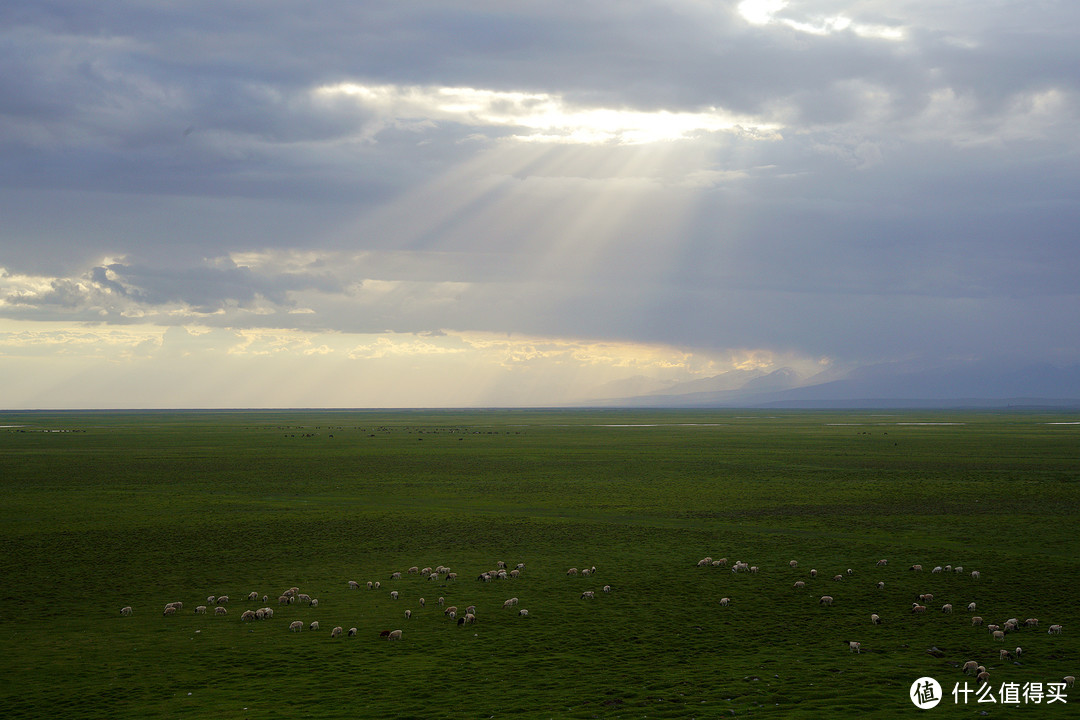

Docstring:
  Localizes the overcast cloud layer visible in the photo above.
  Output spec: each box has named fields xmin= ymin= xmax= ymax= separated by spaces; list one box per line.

xmin=2 ymin=1 xmax=1078 ymax=407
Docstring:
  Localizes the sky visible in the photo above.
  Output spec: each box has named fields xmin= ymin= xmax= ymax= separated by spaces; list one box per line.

xmin=2 ymin=1 xmax=1078 ymax=408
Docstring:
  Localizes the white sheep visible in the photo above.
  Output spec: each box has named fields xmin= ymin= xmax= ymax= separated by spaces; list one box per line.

xmin=465 ymin=605 xmax=476 ymax=615
xmin=567 ymin=568 xmax=579 ymax=576
xmin=832 ymin=575 xmax=844 ymax=582
xmin=911 ymin=604 xmax=927 ymax=613
xmin=419 ymin=598 xmax=425 ymax=607
xmin=876 ymin=559 xmax=888 ymax=567
xmin=1015 ymin=646 xmax=1022 ymax=657
xmin=216 ymin=596 xmax=229 ymax=605
xmin=792 ymin=580 xmax=806 ymax=590
xmin=967 ymin=602 xmax=976 ymax=612
xmin=120 ymin=606 xmax=132 ymax=616
xmin=999 ymin=649 xmax=1011 ymax=660
xmin=247 ymin=591 xmax=258 ymax=601
xmin=1065 ymin=676 xmax=1075 ymax=688
xmin=503 ymin=598 xmax=519 ymax=608
xmin=387 ymin=629 xmax=402 ymax=641
xmin=820 ymin=596 xmax=833 ymax=606
xmin=215 ymin=607 xmax=227 ymax=616
xmin=954 ymin=566 xmax=963 ymax=573
xmin=942 ymin=604 xmax=953 ymax=614
xmin=876 ymin=581 xmax=885 ymax=590
xmin=241 ymin=610 xmax=256 ymax=621
xmin=719 ymin=597 xmax=730 ymax=606
xmin=390 ymin=571 xmax=402 ymax=580
xmin=962 ymin=660 xmax=978 ymax=675
xmin=195 ymin=605 xmax=207 ymax=614
xmin=810 ymin=569 xmax=818 ymax=578
xmin=207 ymin=596 xmax=215 ymax=604
xmin=348 ymin=580 xmax=359 ymax=589
xmin=444 ymin=606 xmax=458 ymax=616
xmin=331 ymin=626 xmax=343 ymax=637
xmin=290 ymin=620 xmax=303 ymax=632
xmin=848 ymin=641 xmax=861 ymax=653
xmin=790 ymin=560 xmax=798 ymax=568
xmin=405 ymin=609 xmax=412 ymax=619
xmin=366 ymin=581 xmax=373 ymax=590
xmin=932 ymin=566 xmax=942 ymax=573
xmin=1025 ymin=618 xmax=1039 ymax=627
xmin=1048 ymin=624 xmax=1063 ymax=634
xmin=992 ymin=630 xmax=1005 ymax=641
xmin=977 ymin=671 xmax=990 ymax=685
xmin=310 ymin=598 xmax=319 ymax=608
xmin=309 ymin=621 xmax=319 ymax=631
xmin=971 ymin=570 xmax=980 ymax=580
xmin=518 ymin=608 xmax=529 ymax=617
xmin=408 ymin=566 xmax=419 ymax=574
xmin=870 ymin=613 xmax=881 ymax=625
xmin=603 ymin=585 xmax=612 ymax=592
xmin=463 ymin=613 xmax=476 ymax=624
xmin=390 ymin=591 xmax=399 ymax=600
xmin=348 ymin=627 xmax=357 ymax=636
xmin=581 ymin=591 xmax=595 ymax=599
xmin=447 ymin=572 xmax=458 ymax=581
xmin=297 ymin=594 xmax=311 ymax=603
xmin=972 ymin=616 xmax=983 ymax=626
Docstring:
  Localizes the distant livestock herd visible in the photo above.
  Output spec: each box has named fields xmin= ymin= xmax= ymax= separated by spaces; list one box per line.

xmin=121 ymin=560 xmax=611 ymax=643
xmin=699 ymin=555 xmax=1071 ymax=690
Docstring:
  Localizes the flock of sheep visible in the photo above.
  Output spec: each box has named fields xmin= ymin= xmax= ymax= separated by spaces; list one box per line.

xmin=123 ymin=559 xmax=612 ymax=643
xmin=698 ymin=555 xmax=1073 ymax=691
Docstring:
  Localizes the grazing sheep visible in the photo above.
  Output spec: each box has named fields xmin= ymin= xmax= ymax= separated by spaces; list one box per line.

xmin=216 ymin=596 xmax=229 ymax=605
xmin=215 ymin=607 xmax=227 ymax=616
xmin=1015 ymin=646 xmax=1022 ymax=658
xmin=207 ymin=596 xmax=216 ymax=604
xmin=833 ymin=575 xmax=844 ymax=582
xmin=910 ymin=564 xmax=922 ymax=572
xmin=366 ymin=581 xmax=373 ymax=590
xmin=790 ymin=560 xmax=798 ymax=568
xmin=465 ymin=605 xmax=476 ymax=615
xmin=509 ymin=569 xmax=520 ymax=578
xmin=932 ymin=566 xmax=942 ymax=573
xmin=750 ymin=566 xmax=759 ymax=573
xmin=374 ymin=582 xmax=380 ymax=590
xmin=120 ymin=606 xmax=133 ymax=616
xmin=408 ymin=566 xmax=419 ymax=574
xmin=390 ymin=572 xmax=402 ymax=580
xmin=241 ymin=610 xmax=256 ymax=621
xmin=962 ymin=660 xmax=978 ymax=675
xmin=971 ymin=570 xmax=980 ymax=580
xmin=405 ymin=609 xmax=412 ymax=619
xmin=954 ymin=566 xmax=963 ymax=573
xmin=516 ymin=563 xmax=525 ymax=570
xmin=697 ymin=557 xmax=712 ymax=567
xmin=421 ymin=567 xmax=432 ymax=575
xmin=262 ymin=607 xmax=274 ymax=619
xmin=255 ymin=608 xmax=266 ymax=620
xmin=310 ymin=598 xmax=318 ymax=608
xmin=195 ymin=605 xmax=207 ymax=614
xmin=999 ymin=649 xmax=1011 ymax=660
xmin=463 ymin=613 xmax=476 ymax=624
xmin=1048 ymin=624 xmax=1063 ymax=635
xmin=444 ymin=606 xmax=458 ymax=616
xmin=290 ymin=621 xmax=303 ymax=632
xmin=348 ymin=627 xmax=357 ymax=636
xmin=331 ymin=626 xmax=343 ymax=638
xmin=387 ymin=629 xmax=402 ymax=641
xmin=820 ymin=596 xmax=833 ymax=606
xmin=429 ymin=573 xmax=439 ymax=581
xmin=911 ymin=604 xmax=927 ymax=613
xmin=988 ymin=624 xmax=1001 ymax=633
xmin=247 ymin=591 xmax=258 ymax=601
xmin=977 ymin=671 xmax=991 ymax=685
xmin=876 ymin=581 xmax=885 ymax=590
xmin=1065 ymin=676 xmax=1075 ymax=688
xmin=942 ymin=604 xmax=953 ymax=614
xmin=794 ymin=581 xmax=806 ymax=589
xmin=567 ymin=568 xmax=578 ymax=576
xmin=870 ymin=614 xmax=881 ymax=625
xmin=944 ymin=565 xmax=952 ymax=572
xmin=847 ymin=568 xmax=854 ymax=576
xmin=876 ymin=559 xmax=888 ymax=567
xmin=163 ymin=606 xmax=177 ymax=616
xmin=518 ymin=608 xmax=529 ymax=617
xmin=278 ymin=595 xmax=291 ymax=605
xmin=918 ymin=594 xmax=934 ymax=603
xmin=348 ymin=580 xmax=360 ymax=590
xmin=297 ymin=594 xmax=311 ymax=603
xmin=581 ymin=591 xmax=595 ymax=599
xmin=503 ymin=598 xmax=519 ymax=608
xmin=719 ymin=597 xmax=730 ymax=606
xmin=603 ymin=585 xmax=612 ymax=593
xmin=309 ymin=621 xmax=319 ymax=631
xmin=810 ymin=569 xmax=818 ymax=578
xmin=848 ymin=641 xmax=861 ymax=653
xmin=992 ymin=630 xmax=1005 ymax=641
xmin=390 ymin=591 xmax=399 ymax=600
xmin=1025 ymin=618 xmax=1039 ymax=627
xmin=438 ymin=597 xmax=444 ymax=606
xmin=967 ymin=602 xmax=976 ymax=612
xmin=419 ymin=598 xmax=425 ymax=607
xmin=447 ymin=572 xmax=458 ymax=581
xmin=972 ymin=616 xmax=983 ymax=626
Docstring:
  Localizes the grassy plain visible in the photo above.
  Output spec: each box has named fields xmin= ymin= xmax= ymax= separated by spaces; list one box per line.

xmin=1 ymin=409 xmax=1078 ymax=718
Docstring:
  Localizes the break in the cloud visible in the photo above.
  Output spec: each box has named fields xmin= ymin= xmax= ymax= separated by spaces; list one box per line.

xmin=1 ymin=1 xmax=1078 ymax=407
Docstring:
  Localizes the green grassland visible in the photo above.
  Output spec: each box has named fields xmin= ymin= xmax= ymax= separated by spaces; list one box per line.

xmin=1 ymin=409 xmax=1078 ymax=718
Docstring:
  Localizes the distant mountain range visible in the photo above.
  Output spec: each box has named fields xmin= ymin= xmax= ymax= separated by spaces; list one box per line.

xmin=581 ymin=361 xmax=1080 ymax=409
